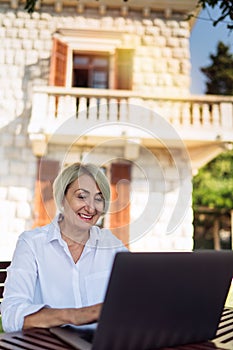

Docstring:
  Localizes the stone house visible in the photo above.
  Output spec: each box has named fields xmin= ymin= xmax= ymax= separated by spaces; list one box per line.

xmin=0 ymin=0 xmax=232 ymax=259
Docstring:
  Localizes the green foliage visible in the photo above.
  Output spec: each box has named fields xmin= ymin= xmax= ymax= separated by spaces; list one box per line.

xmin=187 ymin=0 xmax=233 ymax=30
xmin=201 ymin=41 xmax=233 ymax=95
xmin=193 ymin=150 xmax=233 ymax=210
xmin=24 ymin=0 xmax=37 ymax=13
xmin=0 ymin=316 xmax=3 ymax=333
xmin=198 ymin=0 xmax=233 ymax=29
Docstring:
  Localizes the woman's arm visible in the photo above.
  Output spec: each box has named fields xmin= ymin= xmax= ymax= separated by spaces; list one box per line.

xmin=23 ymin=303 xmax=103 ymax=329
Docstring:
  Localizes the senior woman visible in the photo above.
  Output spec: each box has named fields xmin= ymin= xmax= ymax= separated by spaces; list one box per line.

xmin=1 ymin=162 xmax=127 ymax=332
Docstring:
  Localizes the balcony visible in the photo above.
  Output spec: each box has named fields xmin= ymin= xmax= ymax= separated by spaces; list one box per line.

xmin=28 ymin=86 xmax=233 ymax=169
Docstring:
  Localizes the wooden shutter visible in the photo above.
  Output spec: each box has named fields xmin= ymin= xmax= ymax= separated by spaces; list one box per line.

xmin=33 ymin=158 xmax=60 ymax=227
xmin=115 ymin=49 xmax=133 ymax=90
xmin=49 ymin=38 xmax=68 ymax=86
xmin=109 ymin=163 xmax=131 ymax=246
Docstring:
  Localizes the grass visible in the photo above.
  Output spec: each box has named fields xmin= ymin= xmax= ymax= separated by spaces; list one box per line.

xmin=226 ymin=281 xmax=233 ymax=308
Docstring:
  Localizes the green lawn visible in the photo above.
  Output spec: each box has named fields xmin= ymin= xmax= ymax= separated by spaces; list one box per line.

xmin=226 ymin=282 xmax=233 ymax=308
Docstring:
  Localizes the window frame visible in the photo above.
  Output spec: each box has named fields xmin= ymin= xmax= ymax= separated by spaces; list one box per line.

xmin=50 ymin=30 xmax=135 ymax=90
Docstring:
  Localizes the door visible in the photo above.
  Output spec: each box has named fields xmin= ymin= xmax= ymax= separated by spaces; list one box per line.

xmin=109 ymin=162 xmax=131 ymax=247
xmin=33 ymin=158 xmax=60 ymax=227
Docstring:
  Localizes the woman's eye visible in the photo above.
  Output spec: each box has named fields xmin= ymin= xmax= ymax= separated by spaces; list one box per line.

xmin=78 ymin=194 xmax=86 ymax=200
xmin=95 ymin=196 xmax=104 ymax=202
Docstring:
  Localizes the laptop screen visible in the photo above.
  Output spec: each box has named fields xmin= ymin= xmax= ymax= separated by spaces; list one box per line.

xmin=50 ymin=251 xmax=233 ymax=350
xmin=92 ymin=251 xmax=233 ymax=349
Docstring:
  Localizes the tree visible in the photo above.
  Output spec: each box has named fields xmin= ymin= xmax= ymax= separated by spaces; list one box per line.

xmin=198 ymin=0 xmax=233 ymax=29
xmin=200 ymin=41 xmax=233 ymax=95
xmin=193 ymin=149 xmax=233 ymax=250
xmin=193 ymin=150 xmax=233 ymax=210
xmin=188 ymin=0 xmax=233 ymax=30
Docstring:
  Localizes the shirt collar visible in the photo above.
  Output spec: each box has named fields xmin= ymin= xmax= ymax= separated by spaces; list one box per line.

xmin=47 ymin=215 xmax=63 ymax=243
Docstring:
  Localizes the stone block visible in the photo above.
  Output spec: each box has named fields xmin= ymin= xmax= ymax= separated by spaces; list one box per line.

xmin=5 ymin=49 xmax=14 ymax=64
xmin=8 ymin=217 xmax=26 ymax=234
xmin=0 ymin=51 xmax=5 ymax=64
xmin=22 ymin=39 xmax=33 ymax=50
xmin=25 ymin=50 xmax=39 ymax=64
xmin=11 ymin=38 xmax=22 ymax=49
xmin=6 ymin=28 xmax=18 ymax=38
xmin=0 ymin=27 xmax=6 ymax=37
xmin=2 ymin=17 xmax=12 ymax=27
xmin=153 ymin=18 xmax=165 ymax=28
xmin=16 ymin=201 xmax=31 ymax=219
xmin=172 ymin=48 xmax=190 ymax=59
xmin=8 ymin=186 xmax=29 ymax=201
xmin=39 ymin=29 xmax=52 ymax=39
xmin=28 ymin=29 xmax=39 ymax=39
xmin=1 ymin=134 xmax=13 ymax=147
xmin=41 ymin=13 xmax=52 ymax=20
xmin=142 ymin=35 xmax=155 ymax=45
xmin=18 ymin=28 xmax=29 ymax=39
xmin=14 ymin=134 xmax=27 ymax=148
xmin=14 ymin=18 xmax=25 ymax=28
xmin=153 ymin=36 xmax=166 ymax=47
xmin=0 ymin=200 xmax=16 ymax=217
xmin=172 ymin=28 xmax=189 ymax=38
xmin=0 ymin=187 xmax=7 ymax=199
xmin=10 ymin=161 xmax=29 ymax=176
xmin=5 ymin=11 xmax=16 ymax=19
xmin=142 ymin=18 xmax=153 ymax=26
xmin=33 ymin=39 xmax=45 ymax=50
xmin=31 ymin=11 xmax=40 ymax=20
xmin=167 ymin=37 xmax=179 ymax=48
xmin=167 ymin=20 xmax=179 ymax=28
xmin=24 ymin=19 xmax=38 ymax=29
xmin=17 ymin=11 xmax=31 ymax=19
xmin=37 ymin=21 xmax=48 ymax=30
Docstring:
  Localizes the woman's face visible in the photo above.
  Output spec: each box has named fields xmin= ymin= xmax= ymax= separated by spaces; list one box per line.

xmin=63 ymin=174 xmax=105 ymax=230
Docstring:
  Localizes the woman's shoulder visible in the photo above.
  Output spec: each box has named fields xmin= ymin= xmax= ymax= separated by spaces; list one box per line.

xmin=18 ymin=221 xmax=55 ymax=242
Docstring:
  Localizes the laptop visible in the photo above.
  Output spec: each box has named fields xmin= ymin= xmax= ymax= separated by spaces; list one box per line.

xmin=50 ymin=250 xmax=233 ymax=350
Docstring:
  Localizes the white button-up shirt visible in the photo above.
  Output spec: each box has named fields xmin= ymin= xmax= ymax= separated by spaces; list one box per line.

xmin=1 ymin=216 xmax=127 ymax=332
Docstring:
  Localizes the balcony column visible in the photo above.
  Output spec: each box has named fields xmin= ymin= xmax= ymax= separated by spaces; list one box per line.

xmin=202 ymin=104 xmax=211 ymax=125
xmin=220 ymin=103 xmax=233 ymax=128
xmin=212 ymin=104 xmax=220 ymax=126
xmin=192 ymin=103 xmax=201 ymax=125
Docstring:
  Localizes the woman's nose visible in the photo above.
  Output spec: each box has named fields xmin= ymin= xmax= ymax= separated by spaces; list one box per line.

xmin=84 ymin=199 xmax=96 ymax=212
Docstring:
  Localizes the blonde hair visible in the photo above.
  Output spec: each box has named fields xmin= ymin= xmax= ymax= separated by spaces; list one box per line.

xmin=53 ymin=163 xmax=110 ymax=214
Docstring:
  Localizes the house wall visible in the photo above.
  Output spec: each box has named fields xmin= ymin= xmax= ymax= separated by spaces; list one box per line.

xmin=0 ymin=4 xmax=193 ymax=259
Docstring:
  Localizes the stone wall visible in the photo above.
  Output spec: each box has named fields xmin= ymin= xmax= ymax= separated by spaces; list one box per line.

xmin=0 ymin=4 xmax=193 ymax=259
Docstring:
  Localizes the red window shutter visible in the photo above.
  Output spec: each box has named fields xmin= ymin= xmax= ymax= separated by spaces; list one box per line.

xmin=49 ymin=38 xmax=68 ymax=87
xmin=115 ymin=49 xmax=133 ymax=90
xmin=109 ymin=163 xmax=131 ymax=247
xmin=33 ymin=158 xmax=60 ymax=228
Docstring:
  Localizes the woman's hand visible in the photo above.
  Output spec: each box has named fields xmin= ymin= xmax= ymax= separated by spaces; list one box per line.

xmin=69 ymin=303 xmax=102 ymax=325
xmin=23 ymin=303 xmax=103 ymax=329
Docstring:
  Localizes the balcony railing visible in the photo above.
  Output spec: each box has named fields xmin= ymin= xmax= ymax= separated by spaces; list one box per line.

xmin=28 ymin=86 xmax=233 ymax=149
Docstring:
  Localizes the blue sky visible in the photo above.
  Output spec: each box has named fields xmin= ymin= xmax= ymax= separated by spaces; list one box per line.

xmin=190 ymin=6 xmax=233 ymax=94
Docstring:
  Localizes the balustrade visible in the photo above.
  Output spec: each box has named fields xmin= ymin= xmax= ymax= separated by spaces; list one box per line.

xmin=28 ymin=87 xmax=233 ymax=144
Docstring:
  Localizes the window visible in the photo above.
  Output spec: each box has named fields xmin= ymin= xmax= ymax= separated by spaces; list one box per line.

xmin=73 ymin=53 xmax=109 ymax=89
xmin=49 ymin=37 xmax=133 ymax=90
